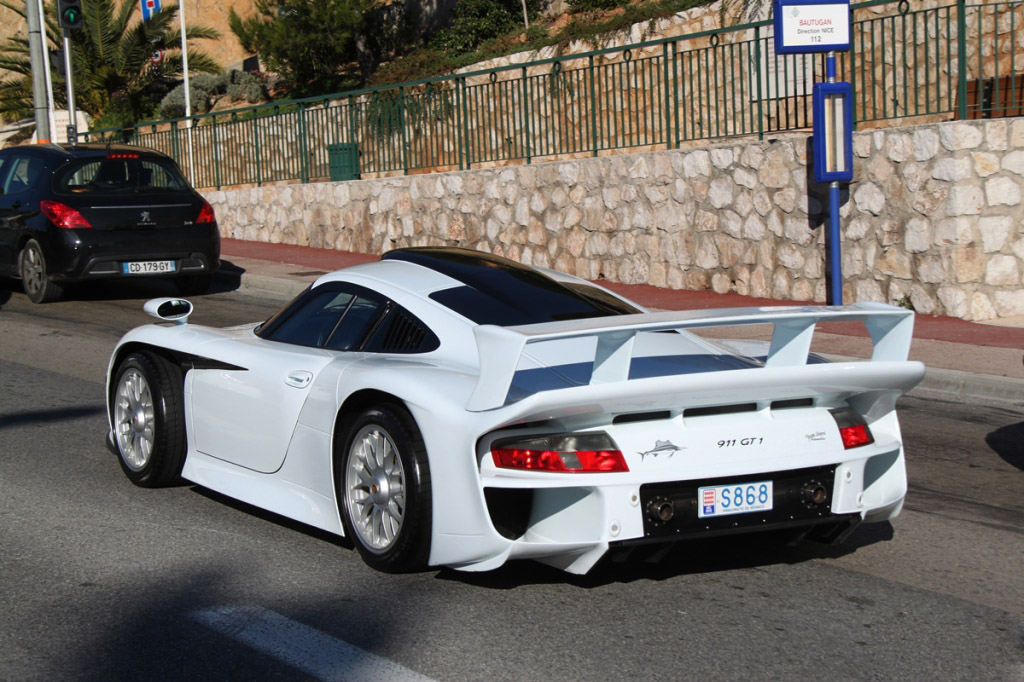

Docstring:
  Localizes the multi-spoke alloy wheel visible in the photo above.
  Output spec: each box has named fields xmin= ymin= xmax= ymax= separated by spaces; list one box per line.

xmin=337 ymin=405 xmax=431 ymax=572
xmin=111 ymin=352 xmax=186 ymax=487
xmin=18 ymin=239 xmax=63 ymax=303
xmin=115 ymin=368 xmax=155 ymax=471
xmin=345 ymin=425 xmax=407 ymax=553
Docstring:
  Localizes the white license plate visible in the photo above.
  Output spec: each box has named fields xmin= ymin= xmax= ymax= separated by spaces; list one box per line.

xmin=698 ymin=480 xmax=773 ymax=518
xmin=123 ymin=260 xmax=176 ymax=275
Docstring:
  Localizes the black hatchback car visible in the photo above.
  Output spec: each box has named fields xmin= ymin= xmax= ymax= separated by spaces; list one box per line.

xmin=0 ymin=143 xmax=219 ymax=303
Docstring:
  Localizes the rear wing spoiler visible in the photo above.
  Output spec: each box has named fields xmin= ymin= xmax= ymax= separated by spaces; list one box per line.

xmin=467 ymin=302 xmax=915 ymax=412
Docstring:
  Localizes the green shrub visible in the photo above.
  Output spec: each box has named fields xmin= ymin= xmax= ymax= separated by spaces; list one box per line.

xmin=430 ymin=0 xmax=517 ymax=55
xmin=567 ymin=0 xmax=629 ymax=11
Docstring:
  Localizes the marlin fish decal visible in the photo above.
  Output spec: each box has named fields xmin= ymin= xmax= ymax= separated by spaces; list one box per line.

xmin=638 ymin=440 xmax=685 ymax=461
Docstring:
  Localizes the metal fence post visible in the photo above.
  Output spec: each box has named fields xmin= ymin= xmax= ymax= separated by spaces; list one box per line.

xmin=298 ymin=102 xmax=309 ymax=183
xmin=253 ymin=112 xmax=263 ymax=188
xmin=458 ymin=77 xmax=470 ymax=170
xmin=399 ymin=86 xmax=409 ymax=174
xmin=755 ymin=26 xmax=764 ymax=141
xmin=521 ymin=67 xmax=531 ymax=163
xmin=211 ymin=117 xmax=221 ymax=190
xmin=588 ymin=55 xmax=599 ymax=157
xmin=663 ymin=43 xmax=673 ymax=149
xmin=956 ymin=0 xmax=967 ymax=120
xmin=170 ymin=120 xmax=180 ymax=166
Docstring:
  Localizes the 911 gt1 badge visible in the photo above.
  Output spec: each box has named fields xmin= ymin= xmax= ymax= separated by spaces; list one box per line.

xmin=638 ymin=439 xmax=684 ymax=461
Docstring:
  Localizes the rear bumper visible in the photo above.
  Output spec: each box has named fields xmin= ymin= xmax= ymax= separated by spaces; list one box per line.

xmin=45 ymin=225 xmax=220 ymax=282
xmin=453 ymin=446 xmax=906 ymax=574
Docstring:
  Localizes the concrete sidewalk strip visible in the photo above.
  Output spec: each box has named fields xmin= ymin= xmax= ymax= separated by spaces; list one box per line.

xmin=215 ymin=247 xmax=1024 ymax=411
xmin=910 ymin=367 xmax=1024 ymax=410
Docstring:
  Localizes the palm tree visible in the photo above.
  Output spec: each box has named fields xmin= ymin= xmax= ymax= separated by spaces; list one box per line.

xmin=0 ymin=0 xmax=220 ymax=128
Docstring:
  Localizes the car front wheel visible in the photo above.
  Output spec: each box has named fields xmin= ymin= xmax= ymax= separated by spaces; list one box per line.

xmin=112 ymin=351 xmax=186 ymax=487
xmin=19 ymin=239 xmax=63 ymax=303
xmin=337 ymin=405 xmax=432 ymax=572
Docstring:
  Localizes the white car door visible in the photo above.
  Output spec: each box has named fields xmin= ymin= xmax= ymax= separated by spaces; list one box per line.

xmin=190 ymin=286 xmax=385 ymax=474
xmin=189 ymin=339 xmax=335 ymax=474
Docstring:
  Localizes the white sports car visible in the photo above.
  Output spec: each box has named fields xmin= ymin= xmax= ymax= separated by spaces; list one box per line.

xmin=106 ymin=248 xmax=924 ymax=574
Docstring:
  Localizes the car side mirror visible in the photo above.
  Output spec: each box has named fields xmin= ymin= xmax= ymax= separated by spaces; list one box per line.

xmin=143 ymin=297 xmax=193 ymax=325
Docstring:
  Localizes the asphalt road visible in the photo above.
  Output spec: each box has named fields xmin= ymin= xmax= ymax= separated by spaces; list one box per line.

xmin=1 ymin=277 xmax=1022 ymax=681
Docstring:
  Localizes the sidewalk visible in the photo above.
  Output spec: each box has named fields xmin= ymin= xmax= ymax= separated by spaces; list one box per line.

xmin=218 ymin=238 xmax=1024 ymax=410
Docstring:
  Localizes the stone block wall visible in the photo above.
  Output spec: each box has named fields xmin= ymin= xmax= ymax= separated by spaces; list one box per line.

xmin=207 ymin=117 xmax=1024 ymax=321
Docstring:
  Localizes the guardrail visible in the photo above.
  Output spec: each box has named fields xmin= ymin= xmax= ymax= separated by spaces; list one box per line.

xmin=81 ymin=0 xmax=1022 ymax=190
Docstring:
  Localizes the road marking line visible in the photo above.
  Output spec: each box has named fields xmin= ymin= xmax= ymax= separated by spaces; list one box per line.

xmin=191 ymin=606 xmax=437 ymax=682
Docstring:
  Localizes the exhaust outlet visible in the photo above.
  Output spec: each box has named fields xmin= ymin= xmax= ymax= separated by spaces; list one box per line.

xmin=648 ymin=499 xmax=675 ymax=523
xmin=802 ymin=482 xmax=828 ymax=505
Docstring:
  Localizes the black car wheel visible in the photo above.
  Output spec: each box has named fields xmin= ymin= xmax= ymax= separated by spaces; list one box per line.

xmin=337 ymin=404 xmax=432 ymax=572
xmin=111 ymin=351 xmax=187 ymax=487
xmin=19 ymin=239 xmax=63 ymax=304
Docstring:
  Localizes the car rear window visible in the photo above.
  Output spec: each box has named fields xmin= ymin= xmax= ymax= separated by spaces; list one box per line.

xmin=55 ymin=156 xmax=190 ymax=194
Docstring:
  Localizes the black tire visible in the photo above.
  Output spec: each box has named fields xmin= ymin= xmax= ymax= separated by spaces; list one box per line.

xmin=19 ymin=239 xmax=63 ymax=304
xmin=174 ymin=273 xmax=213 ymax=296
xmin=336 ymin=404 xmax=432 ymax=572
xmin=110 ymin=351 xmax=187 ymax=488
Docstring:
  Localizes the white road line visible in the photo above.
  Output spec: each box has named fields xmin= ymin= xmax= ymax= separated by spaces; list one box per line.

xmin=191 ymin=606 xmax=438 ymax=682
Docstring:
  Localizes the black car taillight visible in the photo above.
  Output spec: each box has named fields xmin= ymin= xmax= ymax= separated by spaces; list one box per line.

xmin=41 ymin=200 xmax=92 ymax=229
xmin=829 ymin=407 xmax=874 ymax=449
xmin=491 ymin=432 xmax=628 ymax=473
xmin=197 ymin=200 xmax=216 ymax=224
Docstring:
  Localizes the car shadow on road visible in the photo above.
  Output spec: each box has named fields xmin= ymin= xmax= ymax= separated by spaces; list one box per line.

xmin=0 ymin=260 xmax=244 ymax=306
xmin=187 ymin=485 xmax=354 ymax=551
xmin=986 ymin=421 xmax=1024 ymax=471
xmin=0 ymin=404 xmax=106 ymax=431
xmin=210 ymin=259 xmax=245 ymax=294
xmin=437 ymin=522 xmax=895 ymax=589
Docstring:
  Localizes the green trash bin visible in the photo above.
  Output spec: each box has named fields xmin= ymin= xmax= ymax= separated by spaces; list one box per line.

xmin=327 ymin=143 xmax=360 ymax=181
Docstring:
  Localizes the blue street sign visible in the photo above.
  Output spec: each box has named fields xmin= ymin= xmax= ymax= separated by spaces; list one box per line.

xmin=773 ymin=0 xmax=851 ymax=54
xmin=141 ymin=0 xmax=161 ymax=21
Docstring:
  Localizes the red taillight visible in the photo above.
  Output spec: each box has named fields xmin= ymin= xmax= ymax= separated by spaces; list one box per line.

xmin=839 ymin=424 xmax=874 ymax=449
xmin=830 ymin=407 xmax=875 ymax=449
xmin=491 ymin=433 xmax=628 ymax=473
xmin=196 ymin=200 xmax=216 ymax=224
xmin=40 ymin=200 xmax=92 ymax=229
xmin=106 ymin=153 xmax=139 ymax=159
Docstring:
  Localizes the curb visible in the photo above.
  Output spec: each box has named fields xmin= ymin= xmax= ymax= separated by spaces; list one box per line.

xmin=909 ymin=366 xmax=1024 ymax=410
xmin=222 ymin=269 xmax=1024 ymax=412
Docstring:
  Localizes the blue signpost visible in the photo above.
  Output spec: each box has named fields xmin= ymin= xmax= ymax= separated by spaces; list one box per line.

xmin=773 ymin=0 xmax=852 ymax=305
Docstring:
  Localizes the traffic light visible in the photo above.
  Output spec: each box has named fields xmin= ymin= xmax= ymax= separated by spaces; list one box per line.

xmin=57 ymin=0 xmax=84 ymax=30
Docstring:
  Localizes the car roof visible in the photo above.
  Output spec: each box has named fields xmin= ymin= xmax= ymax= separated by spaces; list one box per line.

xmin=4 ymin=142 xmax=171 ymax=161
xmin=320 ymin=248 xmax=639 ymax=326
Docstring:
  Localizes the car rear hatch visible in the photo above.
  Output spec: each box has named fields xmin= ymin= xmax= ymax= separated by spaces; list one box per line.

xmin=53 ymin=153 xmax=203 ymax=230
xmin=76 ymin=194 xmax=200 ymax=231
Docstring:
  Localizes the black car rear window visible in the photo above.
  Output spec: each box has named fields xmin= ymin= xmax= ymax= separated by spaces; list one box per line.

xmin=54 ymin=156 xmax=190 ymax=194
xmin=386 ymin=248 xmax=639 ymax=326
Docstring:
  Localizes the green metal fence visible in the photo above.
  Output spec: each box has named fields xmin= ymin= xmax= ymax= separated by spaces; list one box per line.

xmin=82 ymin=0 xmax=1023 ymax=191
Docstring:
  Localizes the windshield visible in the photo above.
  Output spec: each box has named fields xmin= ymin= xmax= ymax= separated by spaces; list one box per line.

xmin=55 ymin=156 xmax=191 ymax=194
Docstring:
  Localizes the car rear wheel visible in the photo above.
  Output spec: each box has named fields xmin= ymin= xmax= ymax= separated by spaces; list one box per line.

xmin=112 ymin=351 xmax=186 ymax=487
xmin=19 ymin=239 xmax=63 ymax=304
xmin=337 ymin=405 xmax=432 ymax=572
xmin=174 ymin=273 xmax=213 ymax=296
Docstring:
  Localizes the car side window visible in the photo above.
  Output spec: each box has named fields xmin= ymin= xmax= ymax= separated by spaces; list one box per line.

xmin=2 ymin=155 xmax=42 ymax=195
xmin=259 ymin=283 xmax=433 ymax=353
xmin=324 ymin=296 xmax=382 ymax=351
xmin=265 ymin=290 xmax=357 ymax=347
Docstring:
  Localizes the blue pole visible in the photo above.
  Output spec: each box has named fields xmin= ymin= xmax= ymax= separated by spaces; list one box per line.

xmin=826 ymin=52 xmax=842 ymax=306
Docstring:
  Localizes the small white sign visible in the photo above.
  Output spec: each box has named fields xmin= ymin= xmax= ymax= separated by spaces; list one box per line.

xmin=779 ymin=4 xmax=850 ymax=49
